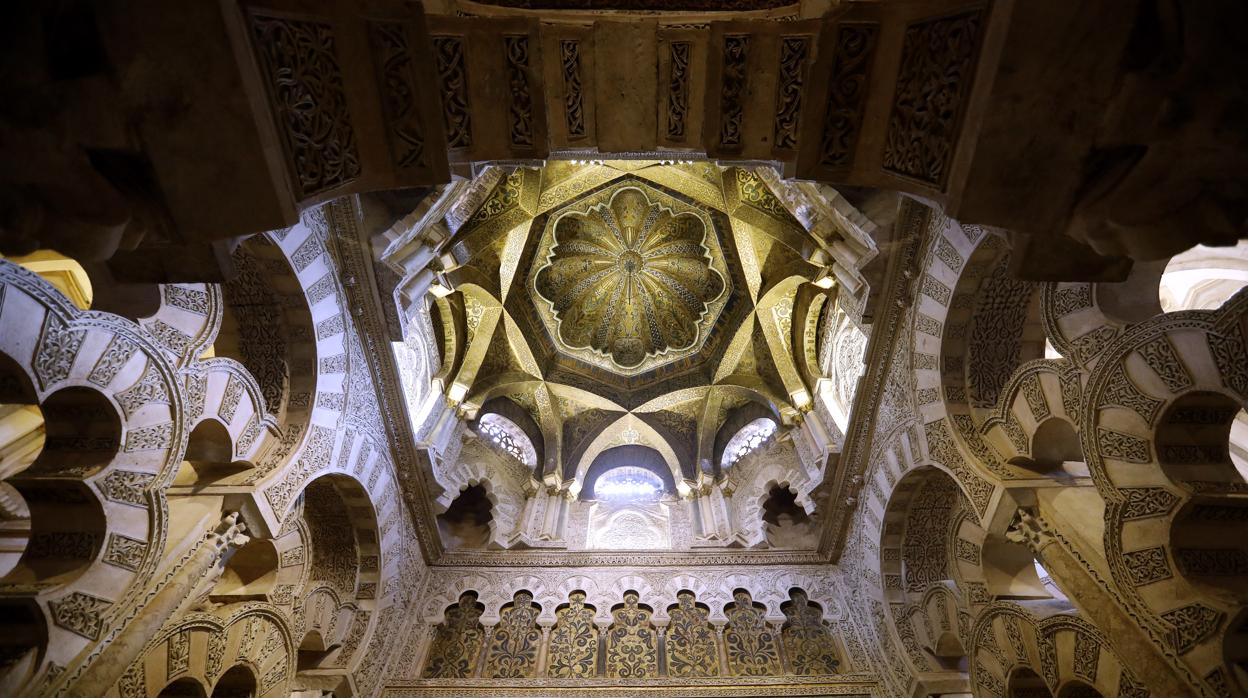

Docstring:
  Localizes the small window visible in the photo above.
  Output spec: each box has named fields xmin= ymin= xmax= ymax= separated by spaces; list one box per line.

xmin=477 ymin=413 xmax=537 ymax=467
xmin=722 ymin=418 xmax=777 ymax=468
xmin=593 ymin=466 xmax=664 ymax=502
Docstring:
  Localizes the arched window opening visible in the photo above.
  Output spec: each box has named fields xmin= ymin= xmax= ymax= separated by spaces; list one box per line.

xmin=211 ymin=539 xmax=279 ymax=602
xmin=762 ymin=485 xmax=816 ymax=548
xmin=476 ymin=412 xmax=537 ymax=468
xmin=1159 ymin=240 xmax=1248 ymax=312
xmin=721 ymin=418 xmax=777 ymax=469
xmin=211 ymin=665 xmax=256 ymax=698
xmin=593 ymin=466 xmax=664 ymax=503
xmin=1007 ymin=667 xmax=1054 ymax=698
xmin=175 ymin=419 xmax=250 ymax=487
xmin=158 ymin=677 xmax=207 ymax=698
xmin=581 ymin=446 xmax=676 ymax=503
xmin=437 ymin=484 xmax=493 ymax=550
xmin=1010 ymin=418 xmax=1088 ymax=478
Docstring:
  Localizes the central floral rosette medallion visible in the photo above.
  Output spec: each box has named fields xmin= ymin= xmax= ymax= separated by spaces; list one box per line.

xmin=531 ymin=183 xmax=729 ymax=373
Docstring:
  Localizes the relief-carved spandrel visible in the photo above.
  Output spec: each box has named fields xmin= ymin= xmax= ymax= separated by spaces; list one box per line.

xmin=483 ymin=591 xmax=542 ymax=678
xmin=819 ymin=23 xmax=877 ymax=167
xmin=547 ymin=591 xmax=598 ymax=678
xmin=723 ymin=590 xmax=782 ymax=676
xmin=718 ymin=35 xmax=750 ymax=148
xmin=665 ymin=591 xmax=718 ymax=677
xmin=882 ymin=11 xmax=983 ymax=185
xmin=605 ymin=591 xmax=658 ymax=678
xmin=422 ymin=592 xmax=486 ymax=678
xmin=432 ymin=36 xmax=472 ymax=149
xmin=773 ymin=36 xmax=810 ymax=151
xmin=504 ymin=35 xmax=535 ymax=148
xmin=249 ymin=14 xmax=361 ymax=197
xmin=559 ymin=40 xmax=585 ymax=139
xmin=781 ymin=589 xmax=839 ymax=675
xmin=369 ymin=20 xmax=428 ymax=170
xmin=667 ymin=41 xmax=692 ymax=141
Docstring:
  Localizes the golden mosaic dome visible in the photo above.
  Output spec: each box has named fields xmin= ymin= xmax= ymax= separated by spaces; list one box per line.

xmin=533 ymin=184 xmax=729 ymax=371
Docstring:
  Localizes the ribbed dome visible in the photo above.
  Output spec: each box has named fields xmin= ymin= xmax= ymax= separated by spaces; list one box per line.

xmin=534 ymin=186 xmax=726 ymax=369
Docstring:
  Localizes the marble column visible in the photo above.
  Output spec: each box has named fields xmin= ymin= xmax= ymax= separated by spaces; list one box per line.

xmin=66 ymin=513 xmax=248 ymax=698
xmin=535 ymin=622 xmax=553 ymax=676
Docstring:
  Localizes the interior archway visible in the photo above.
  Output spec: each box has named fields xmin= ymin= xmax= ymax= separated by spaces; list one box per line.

xmin=30 ymin=386 xmax=120 ymax=478
xmin=211 ymin=664 xmax=257 ymax=698
xmin=762 ymin=484 xmax=815 ymax=548
xmin=1055 ymin=679 xmax=1105 ymax=698
xmin=215 ymin=235 xmax=315 ymax=428
xmin=1006 ymin=666 xmax=1053 ymax=698
xmin=158 ymin=677 xmax=208 ymax=698
xmin=437 ymin=484 xmax=493 ymax=550
xmin=1009 ymin=418 xmax=1088 ymax=478
xmin=175 ymin=418 xmax=251 ymax=487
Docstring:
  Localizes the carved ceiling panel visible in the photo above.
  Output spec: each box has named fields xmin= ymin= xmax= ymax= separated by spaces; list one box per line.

xmin=532 ymin=183 xmax=730 ymax=373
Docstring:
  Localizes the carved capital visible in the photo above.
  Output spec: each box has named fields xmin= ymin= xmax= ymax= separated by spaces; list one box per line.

xmin=1005 ymin=508 xmax=1053 ymax=555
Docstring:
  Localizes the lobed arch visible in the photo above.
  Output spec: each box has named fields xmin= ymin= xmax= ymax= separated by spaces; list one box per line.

xmin=173 ymin=418 xmax=251 ymax=489
xmin=981 ymin=359 xmax=1089 ymax=482
xmin=0 ymin=260 xmax=195 ymax=689
xmin=432 ymin=441 xmax=526 ymax=550
xmin=1080 ymin=289 xmax=1248 ymax=691
xmin=929 ymin=229 xmax=1046 ymax=489
xmin=104 ymin=606 xmax=293 ymax=698
xmin=969 ymin=606 xmax=1148 ymax=698
xmin=1039 ymin=249 xmax=1190 ymax=371
xmin=416 ymin=572 xmax=840 ymax=632
xmin=725 ymin=440 xmax=809 ymax=549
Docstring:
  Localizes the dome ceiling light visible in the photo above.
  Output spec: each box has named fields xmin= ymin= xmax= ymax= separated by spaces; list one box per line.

xmin=532 ymin=184 xmax=729 ymax=372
